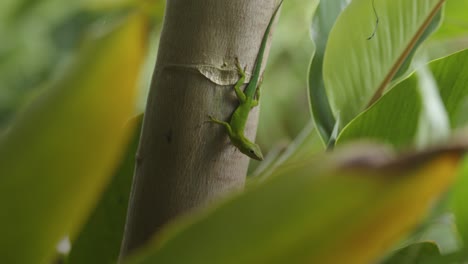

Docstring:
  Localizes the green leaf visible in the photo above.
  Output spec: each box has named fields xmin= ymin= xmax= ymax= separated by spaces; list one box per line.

xmin=392 ymin=10 xmax=442 ymax=83
xmin=336 ymin=66 xmax=450 ymax=149
xmin=307 ymin=0 xmax=349 ymax=144
xmin=0 ymin=14 xmax=148 ymax=264
xmin=382 ymin=242 xmax=441 ymax=264
xmin=430 ymin=49 xmax=468 ymax=129
xmin=336 ymin=74 xmax=422 ymax=148
xmin=336 ymin=49 xmax=468 ymax=148
xmin=67 ymin=114 xmax=143 ymax=264
xmin=323 ymin=0 xmax=445 ymax=128
xmin=124 ymin=143 xmax=466 ymax=264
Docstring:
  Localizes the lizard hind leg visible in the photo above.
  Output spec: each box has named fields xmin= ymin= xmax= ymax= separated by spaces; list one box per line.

xmin=233 ymin=57 xmax=247 ymax=103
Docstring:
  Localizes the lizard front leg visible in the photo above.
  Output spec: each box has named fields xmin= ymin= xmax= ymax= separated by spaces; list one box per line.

xmin=208 ymin=115 xmax=234 ymax=138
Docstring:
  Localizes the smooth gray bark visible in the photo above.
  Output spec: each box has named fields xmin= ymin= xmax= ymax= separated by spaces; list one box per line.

xmin=120 ymin=0 xmax=280 ymax=257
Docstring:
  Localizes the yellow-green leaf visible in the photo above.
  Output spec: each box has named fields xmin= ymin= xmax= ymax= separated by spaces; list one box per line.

xmin=0 ymin=13 xmax=148 ymax=264
xmin=451 ymin=156 xmax=468 ymax=245
xmin=67 ymin=114 xmax=143 ymax=264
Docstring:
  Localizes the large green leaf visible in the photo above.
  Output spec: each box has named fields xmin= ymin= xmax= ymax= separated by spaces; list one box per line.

xmin=335 ymin=66 xmax=450 ymax=149
xmin=323 ymin=0 xmax=445 ymax=128
xmin=67 ymin=114 xmax=143 ymax=264
xmin=307 ymin=0 xmax=349 ymax=144
xmin=337 ymin=48 xmax=468 ymax=148
xmin=0 ymin=13 xmax=148 ymax=263
xmin=124 ymin=144 xmax=465 ymax=264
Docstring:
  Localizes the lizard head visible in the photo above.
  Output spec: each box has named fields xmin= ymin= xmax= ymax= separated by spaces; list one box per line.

xmin=240 ymin=142 xmax=264 ymax=161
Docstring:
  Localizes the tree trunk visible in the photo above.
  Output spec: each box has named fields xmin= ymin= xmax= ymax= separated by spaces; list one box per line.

xmin=120 ymin=0 xmax=280 ymax=257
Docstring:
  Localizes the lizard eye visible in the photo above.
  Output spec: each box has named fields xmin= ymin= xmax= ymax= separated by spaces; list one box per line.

xmin=249 ymin=150 xmax=254 ymax=154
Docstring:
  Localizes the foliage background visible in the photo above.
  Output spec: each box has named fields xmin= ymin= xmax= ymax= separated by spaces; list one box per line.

xmin=1 ymin=0 xmax=468 ymax=263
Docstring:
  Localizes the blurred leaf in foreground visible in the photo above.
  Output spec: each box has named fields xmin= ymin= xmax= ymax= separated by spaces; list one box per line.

xmin=0 ymin=12 xmax=148 ymax=264
xmin=451 ymin=156 xmax=468 ymax=246
xmin=67 ymin=114 xmax=143 ymax=264
xmin=125 ymin=142 xmax=467 ymax=264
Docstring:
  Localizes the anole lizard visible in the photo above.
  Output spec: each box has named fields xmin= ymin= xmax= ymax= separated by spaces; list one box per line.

xmin=209 ymin=1 xmax=283 ymax=161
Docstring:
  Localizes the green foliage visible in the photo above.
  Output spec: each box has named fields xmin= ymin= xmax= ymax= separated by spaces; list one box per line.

xmin=338 ymin=49 xmax=468 ymax=148
xmin=0 ymin=0 xmax=89 ymax=129
xmin=323 ymin=0 xmax=445 ymax=129
xmin=307 ymin=0 xmax=348 ymax=144
xmin=256 ymin=0 xmax=317 ymax=156
xmin=337 ymin=75 xmax=421 ymax=148
xmin=0 ymin=0 xmax=467 ymax=263
xmin=0 ymin=13 xmax=147 ymax=263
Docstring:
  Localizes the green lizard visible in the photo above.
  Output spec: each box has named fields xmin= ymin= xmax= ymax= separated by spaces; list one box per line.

xmin=209 ymin=1 xmax=283 ymax=161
